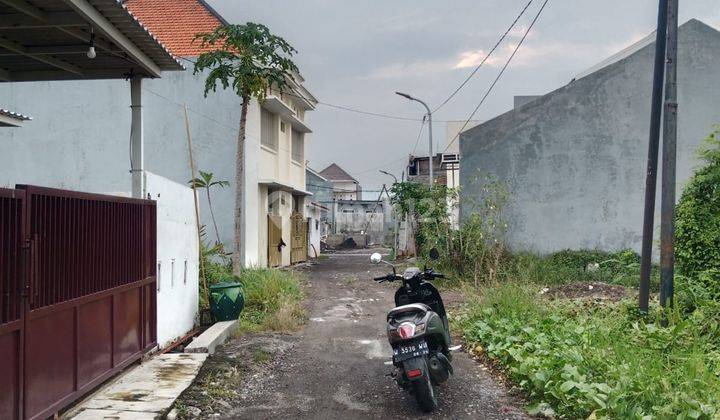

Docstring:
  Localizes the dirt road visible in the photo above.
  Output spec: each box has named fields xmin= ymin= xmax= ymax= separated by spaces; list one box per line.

xmin=181 ymin=249 xmax=528 ymax=419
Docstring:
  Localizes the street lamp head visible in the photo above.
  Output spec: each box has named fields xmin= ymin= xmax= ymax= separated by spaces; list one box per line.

xmin=395 ymin=91 xmax=414 ymax=101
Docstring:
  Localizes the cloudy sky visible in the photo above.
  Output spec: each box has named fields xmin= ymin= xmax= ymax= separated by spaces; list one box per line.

xmin=209 ymin=0 xmax=720 ymax=195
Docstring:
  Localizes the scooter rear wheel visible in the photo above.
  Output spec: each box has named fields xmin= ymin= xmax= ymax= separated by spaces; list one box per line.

xmin=412 ymin=373 xmax=438 ymax=413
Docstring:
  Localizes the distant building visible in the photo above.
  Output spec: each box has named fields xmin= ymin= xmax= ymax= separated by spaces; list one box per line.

xmin=335 ymin=199 xmax=388 ymax=245
xmin=305 ymin=167 xmax=332 ymax=255
xmin=460 ymin=19 xmax=720 ymax=254
xmin=306 ymin=166 xmax=334 ymax=206
xmin=319 ymin=163 xmax=362 ymax=200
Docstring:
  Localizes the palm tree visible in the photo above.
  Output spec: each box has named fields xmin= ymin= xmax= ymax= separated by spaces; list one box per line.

xmin=194 ymin=23 xmax=299 ymax=274
xmin=189 ymin=170 xmax=229 ymax=246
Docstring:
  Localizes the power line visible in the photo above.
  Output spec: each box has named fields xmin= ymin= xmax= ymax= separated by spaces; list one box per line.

xmin=180 ymin=55 xmax=433 ymax=123
xmin=432 ymin=0 xmax=535 ymax=114
xmin=317 ymin=101 xmax=425 ymax=122
xmin=411 ymin=116 xmax=427 ymax=156
xmin=444 ymin=0 xmax=550 ymax=153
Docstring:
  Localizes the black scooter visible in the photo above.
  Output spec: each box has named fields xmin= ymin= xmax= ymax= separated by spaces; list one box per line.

xmin=370 ymin=249 xmax=457 ymax=412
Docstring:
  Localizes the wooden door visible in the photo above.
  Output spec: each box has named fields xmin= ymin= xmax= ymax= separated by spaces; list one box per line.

xmin=267 ymin=215 xmax=282 ymax=267
xmin=290 ymin=213 xmax=307 ymax=264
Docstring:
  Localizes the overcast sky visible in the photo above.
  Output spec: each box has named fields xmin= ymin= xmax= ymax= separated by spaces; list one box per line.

xmin=208 ymin=0 xmax=720 ymax=195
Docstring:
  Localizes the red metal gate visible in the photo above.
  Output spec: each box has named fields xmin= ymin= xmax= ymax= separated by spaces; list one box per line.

xmin=0 ymin=186 xmax=157 ymax=420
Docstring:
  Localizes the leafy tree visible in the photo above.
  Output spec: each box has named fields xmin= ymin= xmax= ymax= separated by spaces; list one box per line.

xmin=194 ymin=23 xmax=299 ymax=273
xmin=189 ymin=170 xmax=229 ymax=246
xmin=676 ymin=126 xmax=720 ymax=280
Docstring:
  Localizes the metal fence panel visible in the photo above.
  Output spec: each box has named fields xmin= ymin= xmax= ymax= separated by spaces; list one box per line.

xmin=0 ymin=188 xmax=25 ymax=420
xmin=0 ymin=186 xmax=157 ymax=420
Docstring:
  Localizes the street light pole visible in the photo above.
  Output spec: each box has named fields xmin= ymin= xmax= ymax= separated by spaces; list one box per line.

xmin=379 ymin=170 xmax=398 ymax=184
xmin=396 ymin=92 xmax=434 ymax=188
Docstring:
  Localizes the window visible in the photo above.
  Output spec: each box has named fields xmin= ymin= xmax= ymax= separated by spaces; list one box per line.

xmin=292 ymin=129 xmax=304 ymax=163
xmin=342 ymin=209 xmax=354 ymax=213
xmin=261 ymin=109 xmax=278 ymax=150
xmin=408 ymin=160 xmax=418 ymax=176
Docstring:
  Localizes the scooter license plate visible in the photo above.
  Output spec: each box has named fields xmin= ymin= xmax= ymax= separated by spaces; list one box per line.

xmin=393 ymin=340 xmax=429 ymax=363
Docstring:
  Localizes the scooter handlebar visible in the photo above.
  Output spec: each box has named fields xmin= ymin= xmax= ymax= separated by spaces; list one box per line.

xmin=374 ymin=274 xmax=402 ymax=282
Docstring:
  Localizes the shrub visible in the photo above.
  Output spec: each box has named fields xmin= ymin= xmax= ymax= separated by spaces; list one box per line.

xmin=676 ymin=126 xmax=720 ymax=280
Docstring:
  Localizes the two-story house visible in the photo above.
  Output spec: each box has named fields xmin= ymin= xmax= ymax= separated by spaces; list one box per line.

xmin=319 ymin=163 xmax=362 ymax=200
xmin=0 ymin=0 xmax=317 ymax=268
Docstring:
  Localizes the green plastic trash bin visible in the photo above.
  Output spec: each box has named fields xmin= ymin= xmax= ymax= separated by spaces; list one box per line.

xmin=209 ymin=282 xmax=245 ymax=321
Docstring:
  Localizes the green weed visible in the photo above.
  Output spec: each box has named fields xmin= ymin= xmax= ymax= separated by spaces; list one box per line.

xmin=459 ymin=282 xmax=720 ymax=419
xmin=235 ymin=268 xmax=306 ymax=335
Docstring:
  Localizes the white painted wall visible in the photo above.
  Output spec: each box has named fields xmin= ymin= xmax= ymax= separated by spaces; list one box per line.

xmin=332 ymin=181 xmax=358 ymax=200
xmin=306 ymin=203 xmax=324 ymax=258
xmin=144 ymin=172 xmax=199 ymax=349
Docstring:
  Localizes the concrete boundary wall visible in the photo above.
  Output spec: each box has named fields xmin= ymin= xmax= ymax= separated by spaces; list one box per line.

xmin=144 ymin=172 xmax=199 ymax=348
xmin=460 ymin=20 xmax=720 ymax=254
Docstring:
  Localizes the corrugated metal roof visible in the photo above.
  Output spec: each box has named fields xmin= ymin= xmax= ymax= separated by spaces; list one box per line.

xmin=0 ymin=108 xmax=33 ymax=121
xmin=0 ymin=0 xmax=184 ymax=82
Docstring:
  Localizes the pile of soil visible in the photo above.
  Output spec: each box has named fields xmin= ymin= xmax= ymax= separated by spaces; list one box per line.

xmin=337 ymin=237 xmax=357 ymax=249
xmin=544 ymin=281 xmax=632 ymax=302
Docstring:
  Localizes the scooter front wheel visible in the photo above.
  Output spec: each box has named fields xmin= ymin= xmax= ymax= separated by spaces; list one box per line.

xmin=412 ymin=371 xmax=438 ymax=412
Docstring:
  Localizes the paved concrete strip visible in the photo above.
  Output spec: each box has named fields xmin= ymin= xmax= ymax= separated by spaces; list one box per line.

xmin=67 ymin=353 xmax=207 ymax=419
xmin=71 ymin=408 xmax=159 ymax=420
xmin=185 ymin=320 xmax=237 ymax=354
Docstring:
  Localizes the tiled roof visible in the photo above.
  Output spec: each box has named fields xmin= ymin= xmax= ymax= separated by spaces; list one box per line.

xmin=319 ymin=163 xmax=358 ymax=183
xmin=124 ymin=0 xmax=227 ymax=57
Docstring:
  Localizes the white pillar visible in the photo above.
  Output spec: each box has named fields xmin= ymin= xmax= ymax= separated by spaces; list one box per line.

xmin=131 ymin=77 xmax=145 ymax=198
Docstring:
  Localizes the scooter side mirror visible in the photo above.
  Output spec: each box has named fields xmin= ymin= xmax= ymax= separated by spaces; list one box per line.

xmin=429 ymin=248 xmax=440 ymax=261
xmin=370 ymin=253 xmax=383 ymax=264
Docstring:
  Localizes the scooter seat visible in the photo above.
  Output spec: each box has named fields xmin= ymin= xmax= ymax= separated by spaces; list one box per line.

xmin=388 ymin=303 xmax=431 ymax=320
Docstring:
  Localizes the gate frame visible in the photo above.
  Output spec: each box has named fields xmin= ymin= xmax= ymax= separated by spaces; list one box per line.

xmin=0 ymin=188 xmax=26 ymax=420
xmin=0 ymin=185 xmax=157 ymax=420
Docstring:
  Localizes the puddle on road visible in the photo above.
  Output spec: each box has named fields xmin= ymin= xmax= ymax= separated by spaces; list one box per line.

xmin=321 ymin=301 xmax=363 ymax=322
xmin=357 ymin=339 xmax=387 ymax=359
xmin=333 ymin=385 xmax=370 ymax=412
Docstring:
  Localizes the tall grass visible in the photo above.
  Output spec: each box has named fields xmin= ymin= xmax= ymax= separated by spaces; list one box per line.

xmin=236 ymin=268 xmax=306 ymax=334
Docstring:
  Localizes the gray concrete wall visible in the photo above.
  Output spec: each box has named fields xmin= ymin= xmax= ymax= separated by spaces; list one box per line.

xmin=306 ymin=170 xmax=334 ymax=208
xmin=460 ymin=19 xmax=720 ymax=254
xmin=335 ymin=201 xmax=387 ymax=244
xmin=0 ymin=68 xmax=242 ymax=250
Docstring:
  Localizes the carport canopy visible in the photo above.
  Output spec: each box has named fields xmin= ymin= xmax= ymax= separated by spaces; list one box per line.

xmin=0 ymin=0 xmax=184 ymax=82
xmin=1 ymin=0 xmax=186 ymax=197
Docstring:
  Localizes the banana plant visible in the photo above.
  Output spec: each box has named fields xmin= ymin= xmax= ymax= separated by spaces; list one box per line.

xmin=189 ymin=170 xmax=230 ymax=246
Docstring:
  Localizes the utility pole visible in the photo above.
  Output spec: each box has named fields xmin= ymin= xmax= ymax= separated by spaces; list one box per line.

xmin=379 ymin=170 xmax=400 ymax=258
xmin=660 ymin=0 xmax=679 ymax=310
xmin=639 ymin=0 xmax=669 ymax=313
xmin=396 ymin=92 xmax=434 ymax=188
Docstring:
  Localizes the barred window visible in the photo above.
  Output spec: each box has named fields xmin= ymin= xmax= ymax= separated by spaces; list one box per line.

xmin=261 ymin=109 xmax=278 ymax=150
